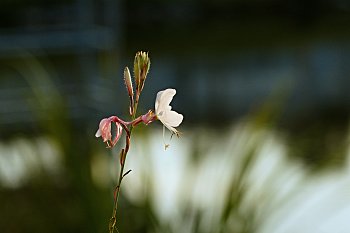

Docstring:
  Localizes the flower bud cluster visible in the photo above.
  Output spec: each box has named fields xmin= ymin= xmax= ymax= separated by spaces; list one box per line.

xmin=133 ymin=51 xmax=150 ymax=104
xmin=122 ymin=51 xmax=150 ymax=117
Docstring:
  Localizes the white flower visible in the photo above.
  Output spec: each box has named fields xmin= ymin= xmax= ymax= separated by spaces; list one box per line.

xmin=155 ymin=88 xmax=183 ymax=136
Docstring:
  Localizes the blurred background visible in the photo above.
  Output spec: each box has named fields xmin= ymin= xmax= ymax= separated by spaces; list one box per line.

xmin=1 ymin=0 xmax=350 ymax=232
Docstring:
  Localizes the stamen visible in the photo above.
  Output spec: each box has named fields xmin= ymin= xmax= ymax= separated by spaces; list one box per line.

xmin=163 ymin=125 xmax=170 ymax=150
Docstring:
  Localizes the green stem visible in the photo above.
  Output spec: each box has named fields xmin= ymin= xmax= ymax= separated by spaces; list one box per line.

xmin=133 ymin=100 xmax=139 ymax=120
xmin=109 ymin=153 xmax=126 ymax=232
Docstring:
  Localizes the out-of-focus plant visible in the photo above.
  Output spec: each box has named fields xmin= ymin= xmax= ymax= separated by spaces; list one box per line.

xmin=95 ymin=51 xmax=184 ymax=232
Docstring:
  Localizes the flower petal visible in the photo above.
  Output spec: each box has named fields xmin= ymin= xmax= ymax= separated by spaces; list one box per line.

xmin=155 ymin=89 xmax=176 ymax=115
xmin=161 ymin=110 xmax=183 ymax=127
xmin=97 ymin=118 xmax=112 ymax=142
xmin=95 ymin=129 xmax=102 ymax=137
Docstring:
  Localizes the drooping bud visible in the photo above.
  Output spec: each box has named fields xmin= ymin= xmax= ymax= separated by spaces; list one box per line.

xmin=95 ymin=118 xmax=112 ymax=142
xmin=95 ymin=117 xmax=123 ymax=148
xmin=134 ymin=51 xmax=150 ymax=101
xmin=124 ymin=67 xmax=134 ymax=115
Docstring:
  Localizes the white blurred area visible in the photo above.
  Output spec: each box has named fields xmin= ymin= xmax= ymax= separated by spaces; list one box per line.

xmin=1 ymin=123 xmax=350 ymax=233
xmin=124 ymin=123 xmax=350 ymax=233
xmin=0 ymin=137 xmax=62 ymax=189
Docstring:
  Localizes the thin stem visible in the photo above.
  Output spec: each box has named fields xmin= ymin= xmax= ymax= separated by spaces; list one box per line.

xmin=109 ymin=152 xmax=126 ymax=232
xmin=133 ymin=100 xmax=139 ymax=120
xmin=110 ymin=133 xmax=131 ymax=233
xmin=109 ymin=103 xmax=139 ymax=233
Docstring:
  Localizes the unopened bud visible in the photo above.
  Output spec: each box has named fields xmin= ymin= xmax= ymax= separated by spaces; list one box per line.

xmin=124 ymin=67 xmax=134 ymax=98
xmin=124 ymin=67 xmax=134 ymax=115
xmin=134 ymin=51 xmax=150 ymax=100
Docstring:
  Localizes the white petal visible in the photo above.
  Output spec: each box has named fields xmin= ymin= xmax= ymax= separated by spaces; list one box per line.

xmin=95 ymin=129 xmax=102 ymax=137
xmin=155 ymin=89 xmax=176 ymax=115
xmin=161 ymin=110 xmax=183 ymax=127
xmin=155 ymin=90 xmax=164 ymax=112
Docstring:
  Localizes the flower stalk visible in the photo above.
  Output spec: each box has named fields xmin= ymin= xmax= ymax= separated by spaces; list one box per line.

xmin=95 ymin=51 xmax=183 ymax=232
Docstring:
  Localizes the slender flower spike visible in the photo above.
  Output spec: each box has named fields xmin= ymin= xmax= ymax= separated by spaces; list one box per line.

xmin=95 ymin=117 xmax=123 ymax=148
xmin=155 ymin=88 xmax=184 ymax=137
